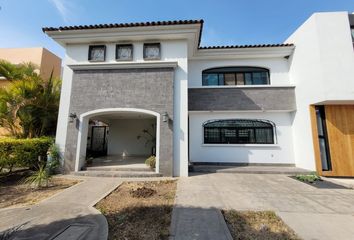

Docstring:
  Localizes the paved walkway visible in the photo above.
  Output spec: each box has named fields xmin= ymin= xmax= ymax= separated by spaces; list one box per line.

xmin=171 ymin=173 xmax=354 ymax=240
xmin=0 ymin=176 xmax=123 ymax=240
xmin=2 ymin=173 xmax=354 ymax=240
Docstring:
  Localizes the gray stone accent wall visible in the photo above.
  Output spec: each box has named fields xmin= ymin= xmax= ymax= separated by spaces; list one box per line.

xmin=189 ymin=87 xmax=296 ymax=111
xmin=64 ymin=68 xmax=174 ymax=176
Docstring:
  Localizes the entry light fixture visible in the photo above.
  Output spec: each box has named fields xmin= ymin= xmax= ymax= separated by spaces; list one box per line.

xmin=69 ymin=112 xmax=77 ymax=123
xmin=162 ymin=112 xmax=169 ymax=122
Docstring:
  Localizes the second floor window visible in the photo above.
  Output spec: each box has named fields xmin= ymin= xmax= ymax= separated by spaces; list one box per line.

xmin=202 ymin=67 xmax=270 ymax=86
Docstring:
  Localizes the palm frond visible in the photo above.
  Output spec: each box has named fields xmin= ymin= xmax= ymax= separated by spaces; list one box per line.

xmin=0 ymin=61 xmax=61 ymax=137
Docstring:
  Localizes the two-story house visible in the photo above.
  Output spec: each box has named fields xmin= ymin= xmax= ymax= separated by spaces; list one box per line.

xmin=43 ymin=11 xmax=354 ymax=177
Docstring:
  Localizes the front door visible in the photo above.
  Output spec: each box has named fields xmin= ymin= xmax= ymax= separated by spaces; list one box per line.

xmin=90 ymin=126 xmax=108 ymax=157
xmin=311 ymin=105 xmax=354 ymax=176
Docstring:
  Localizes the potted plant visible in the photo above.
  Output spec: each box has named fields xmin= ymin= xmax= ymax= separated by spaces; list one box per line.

xmin=137 ymin=124 xmax=156 ymax=156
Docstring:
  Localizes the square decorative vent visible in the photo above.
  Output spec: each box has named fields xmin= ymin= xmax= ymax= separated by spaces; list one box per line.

xmin=143 ymin=43 xmax=161 ymax=60
xmin=116 ymin=44 xmax=133 ymax=61
xmin=88 ymin=45 xmax=106 ymax=62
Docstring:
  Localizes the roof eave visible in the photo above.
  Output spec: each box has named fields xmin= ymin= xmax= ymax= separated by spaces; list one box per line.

xmin=192 ymin=45 xmax=295 ymax=59
xmin=44 ymin=24 xmax=203 ymax=51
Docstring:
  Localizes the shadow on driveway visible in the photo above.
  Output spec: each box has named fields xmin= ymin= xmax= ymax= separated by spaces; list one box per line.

xmin=0 ymin=213 xmax=105 ymax=240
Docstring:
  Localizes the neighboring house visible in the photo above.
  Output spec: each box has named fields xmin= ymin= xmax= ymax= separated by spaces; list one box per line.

xmin=0 ymin=47 xmax=62 ymax=87
xmin=0 ymin=47 xmax=62 ymax=137
xmin=43 ymin=11 xmax=354 ymax=177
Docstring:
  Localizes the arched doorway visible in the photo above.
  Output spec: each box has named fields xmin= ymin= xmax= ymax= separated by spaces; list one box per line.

xmin=75 ymin=108 xmax=160 ymax=173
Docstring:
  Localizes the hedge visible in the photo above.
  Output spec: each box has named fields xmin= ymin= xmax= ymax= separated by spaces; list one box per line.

xmin=0 ymin=137 xmax=53 ymax=172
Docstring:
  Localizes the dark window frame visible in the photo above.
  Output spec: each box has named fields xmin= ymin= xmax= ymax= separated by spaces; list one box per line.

xmin=203 ymin=119 xmax=275 ymax=144
xmin=315 ymin=106 xmax=332 ymax=171
xmin=351 ymin=27 xmax=354 ymax=49
xmin=88 ymin=45 xmax=106 ymax=62
xmin=143 ymin=43 xmax=161 ymax=60
xmin=202 ymin=67 xmax=270 ymax=86
xmin=115 ymin=44 xmax=133 ymax=61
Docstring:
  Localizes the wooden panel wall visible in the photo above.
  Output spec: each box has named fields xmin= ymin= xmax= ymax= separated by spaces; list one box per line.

xmin=325 ymin=105 xmax=354 ymax=176
xmin=310 ymin=105 xmax=354 ymax=177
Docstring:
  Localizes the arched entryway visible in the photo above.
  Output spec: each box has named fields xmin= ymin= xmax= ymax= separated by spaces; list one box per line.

xmin=75 ymin=108 xmax=160 ymax=173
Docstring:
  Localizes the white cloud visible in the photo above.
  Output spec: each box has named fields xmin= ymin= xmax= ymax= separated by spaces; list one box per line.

xmin=49 ymin=0 xmax=74 ymax=23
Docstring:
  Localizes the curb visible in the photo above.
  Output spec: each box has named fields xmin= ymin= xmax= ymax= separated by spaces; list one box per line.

xmin=216 ymin=209 xmax=234 ymax=240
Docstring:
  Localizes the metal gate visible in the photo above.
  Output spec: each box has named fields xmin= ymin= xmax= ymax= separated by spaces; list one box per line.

xmin=89 ymin=126 xmax=108 ymax=157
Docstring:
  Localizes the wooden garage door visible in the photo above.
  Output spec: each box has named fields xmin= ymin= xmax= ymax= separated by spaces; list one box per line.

xmin=311 ymin=105 xmax=354 ymax=176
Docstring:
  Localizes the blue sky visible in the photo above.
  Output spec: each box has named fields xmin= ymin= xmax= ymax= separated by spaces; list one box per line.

xmin=0 ymin=0 xmax=353 ymax=59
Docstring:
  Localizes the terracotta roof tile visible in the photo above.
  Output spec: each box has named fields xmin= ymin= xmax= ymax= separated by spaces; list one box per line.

xmin=42 ymin=20 xmax=293 ymax=49
xmin=42 ymin=20 xmax=204 ymax=32
xmin=198 ymin=43 xmax=294 ymax=49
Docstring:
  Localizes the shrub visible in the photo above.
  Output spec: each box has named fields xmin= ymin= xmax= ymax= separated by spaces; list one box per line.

xmin=24 ymin=165 xmax=52 ymax=188
xmin=145 ymin=156 xmax=156 ymax=169
xmin=0 ymin=137 xmax=53 ymax=173
xmin=295 ymin=172 xmax=321 ymax=183
xmin=46 ymin=143 xmax=61 ymax=174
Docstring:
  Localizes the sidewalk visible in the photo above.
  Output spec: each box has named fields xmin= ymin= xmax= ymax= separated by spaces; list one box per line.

xmin=171 ymin=172 xmax=354 ymax=240
xmin=170 ymin=178 xmax=233 ymax=240
xmin=0 ymin=176 xmax=122 ymax=240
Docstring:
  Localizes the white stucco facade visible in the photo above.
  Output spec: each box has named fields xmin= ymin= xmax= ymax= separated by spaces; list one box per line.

xmin=286 ymin=12 xmax=354 ymax=170
xmin=189 ymin=112 xmax=295 ymax=164
xmin=55 ymin=61 xmax=73 ymax=159
xmin=46 ymin=12 xmax=354 ymax=176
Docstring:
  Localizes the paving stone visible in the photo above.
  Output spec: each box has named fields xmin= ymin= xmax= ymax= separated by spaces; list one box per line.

xmin=173 ymin=172 xmax=354 ymax=240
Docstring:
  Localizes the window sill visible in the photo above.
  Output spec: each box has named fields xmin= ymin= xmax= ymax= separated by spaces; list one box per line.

xmin=68 ymin=61 xmax=178 ymax=70
xmin=189 ymin=85 xmax=295 ymax=89
xmin=202 ymin=144 xmax=279 ymax=147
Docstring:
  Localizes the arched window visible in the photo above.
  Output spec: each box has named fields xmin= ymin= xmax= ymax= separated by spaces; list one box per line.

xmin=202 ymin=67 xmax=270 ymax=86
xmin=203 ymin=119 xmax=275 ymax=144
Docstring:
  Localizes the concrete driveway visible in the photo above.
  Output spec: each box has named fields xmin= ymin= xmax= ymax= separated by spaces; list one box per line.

xmin=172 ymin=173 xmax=354 ymax=240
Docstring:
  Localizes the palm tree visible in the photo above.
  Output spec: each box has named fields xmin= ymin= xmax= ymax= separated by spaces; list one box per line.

xmin=0 ymin=60 xmax=38 ymax=81
xmin=0 ymin=60 xmax=61 ymax=138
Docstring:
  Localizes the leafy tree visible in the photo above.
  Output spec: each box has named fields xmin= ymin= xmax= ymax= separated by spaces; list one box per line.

xmin=0 ymin=60 xmax=61 ymax=138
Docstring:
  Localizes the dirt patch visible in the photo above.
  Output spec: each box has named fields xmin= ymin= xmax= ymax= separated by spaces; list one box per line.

xmin=95 ymin=180 xmax=177 ymax=240
xmin=130 ymin=186 xmax=157 ymax=198
xmin=222 ymin=210 xmax=301 ymax=240
xmin=0 ymin=172 xmax=80 ymax=209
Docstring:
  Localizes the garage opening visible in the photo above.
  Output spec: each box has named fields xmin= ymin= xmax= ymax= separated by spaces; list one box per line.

xmin=75 ymin=108 xmax=160 ymax=173
xmin=86 ymin=112 xmax=156 ymax=168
